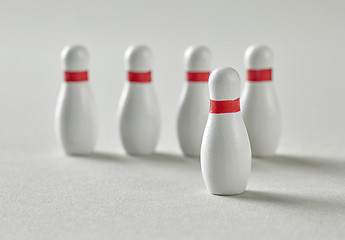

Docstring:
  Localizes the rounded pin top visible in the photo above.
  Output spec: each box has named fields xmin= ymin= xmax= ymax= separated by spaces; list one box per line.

xmin=61 ymin=45 xmax=89 ymax=71
xmin=244 ymin=44 xmax=273 ymax=69
xmin=209 ymin=67 xmax=241 ymax=100
xmin=125 ymin=45 xmax=153 ymax=72
xmin=184 ymin=45 xmax=211 ymax=71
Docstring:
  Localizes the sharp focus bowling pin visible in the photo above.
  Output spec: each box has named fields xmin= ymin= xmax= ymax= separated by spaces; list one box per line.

xmin=55 ymin=45 xmax=98 ymax=155
xmin=201 ymin=67 xmax=251 ymax=195
xmin=118 ymin=45 xmax=160 ymax=155
xmin=177 ymin=45 xmax=211 ymax=157
xmin=241 ymin=44 xmax=282 ymax=157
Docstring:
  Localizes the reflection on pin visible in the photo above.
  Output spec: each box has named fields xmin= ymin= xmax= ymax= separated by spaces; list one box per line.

xmin=118 ymin=45 xmax=160 ymax=156
xmin=55 ymin=45 xmax=98 ymax=155
xmin=201 ymin=67 xmax=251 ymax=195
xmin=242 ymin=44 xmax=282 ymax=157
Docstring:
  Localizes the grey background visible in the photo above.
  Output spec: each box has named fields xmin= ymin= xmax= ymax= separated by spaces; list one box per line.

xmin=1 ymin=0 xmax=345 ymax=239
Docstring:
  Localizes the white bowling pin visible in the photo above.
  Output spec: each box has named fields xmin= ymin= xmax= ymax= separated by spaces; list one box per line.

xmin=177 ymin=45 xmax=211 ymax=157
xmin=55 ymin=45 xmax=98 ymax=155
xmin=118 ymin=45 xmax=160 ymax=156
xmin=201 ymin=67 xmax=251 ymax=195
xmin=241 ymin=44 xmax=282 ymax=157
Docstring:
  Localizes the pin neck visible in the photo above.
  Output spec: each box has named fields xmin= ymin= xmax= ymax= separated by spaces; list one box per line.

xmin=186 ymin=71 xmax=210 ymax=82
xmin=64 ymin=71 xmax=88 ymax=82
xmin=128 ymin=71 xmax=151 ymax=83
xmin=209 ymin=98 xmax=240 ymax=114
xmin=247 ymin=69 xmax=272 ymax=82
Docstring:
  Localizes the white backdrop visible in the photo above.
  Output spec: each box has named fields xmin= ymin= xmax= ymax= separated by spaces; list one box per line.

xmin=1 ymin=0 xmax=345 ymax=239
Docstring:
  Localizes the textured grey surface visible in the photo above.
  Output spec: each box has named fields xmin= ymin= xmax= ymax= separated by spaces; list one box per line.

xmin=2 ymin=152 xmax=345 ymax=239
xmin=1 ymin=0 xmax=345 ymax=239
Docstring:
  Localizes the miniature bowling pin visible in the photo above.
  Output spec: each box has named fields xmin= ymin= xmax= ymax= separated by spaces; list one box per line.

xmin=201 ymin=67 xmax=251 ymax=195
xmin=118 ymin=45 xmax=160 ymax=155
xmin=55 ymin=45 xmax=98 ymax=155
xmin=177 ymin=45 xmax=211 ymax=157
xmin=241 ymin=44 xmax=282 ymax=157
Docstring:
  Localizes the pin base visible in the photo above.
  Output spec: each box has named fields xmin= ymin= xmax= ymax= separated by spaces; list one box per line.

xmin=209 ymin=190 xmax=246 ymax=196
xmin=183 ymin=153 xmax=200 ymax=159
xmin=126 ymin=151 xmax=155 ymax=157
xmin=252 ymin=153 xmax=276 ymax=159
xmin=65 ymin=150 xmax=94 ymax=156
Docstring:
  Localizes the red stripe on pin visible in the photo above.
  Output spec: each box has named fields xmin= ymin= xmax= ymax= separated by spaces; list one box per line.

xmin=64 ymin=71 xmax=88 ymax=82
xmin=210 ymin=98 xmax=240 ymax=114
xmin=128 ymin=71 xmax=151 ymax=83
xmin=247 ymin=69 xmax=272 ymax=81
xmin=187 ymin=72 xmax=210 ymax=82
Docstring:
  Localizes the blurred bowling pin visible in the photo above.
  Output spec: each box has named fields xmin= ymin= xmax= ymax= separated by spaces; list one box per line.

xmin=118 ymin=45 xmax=160 ymax=155
xmin=242 ymin=44 xmax=282 ymax=157
xmin=201 ymin=67 xmax=251 ymax=195
xmin=55 ymin=45 xmax=98 ymax=155
xmin=177 ymin=45 xmax=211 ymax=157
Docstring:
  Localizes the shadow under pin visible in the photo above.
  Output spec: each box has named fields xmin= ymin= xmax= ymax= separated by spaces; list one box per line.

xmin=71 ymin=151 xmax=199 ymax=167
xmin=230 ymin=189 xmax=345 ymax=212
xmin=253 ymin=153 xmax=345 ymax=176
xmin=141 ymin=152 xmax=200 ymax=166
xmin=72 ymin=151 xmax=131 ymax=162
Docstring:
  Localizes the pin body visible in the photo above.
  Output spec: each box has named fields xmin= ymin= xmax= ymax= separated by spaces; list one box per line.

xmin=242 ymin=44 xmax=282 ymax=157
xmin=201 ymin=67 xmax=251 ymax=195
xmin=118 ymin=82 xmax=160 ymax=155
xmin=55 ymin=45 xmax=98 ymax=155
xmin=118 ymin=45 xmax=160 ymax=155
xmin=177 ymin=46 xmax=211 ymax=157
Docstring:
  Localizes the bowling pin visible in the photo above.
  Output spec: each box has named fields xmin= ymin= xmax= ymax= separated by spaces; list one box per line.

xmin=241 ymin=44 xmax=282 ymax=157
xmin=177 ymin=45 xmax=211 ymax=157
xmin=55 ymin=45 xmax=98 ymax=155
xmin=118 ymin=45 xmax=160 ymax=155
xmin=201 ymin=67 xmax=251 ymax=195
